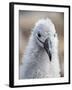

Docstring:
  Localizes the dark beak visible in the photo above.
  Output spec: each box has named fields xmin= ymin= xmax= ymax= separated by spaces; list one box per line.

xmin=44 ymin=38 xmax=52 ymax=61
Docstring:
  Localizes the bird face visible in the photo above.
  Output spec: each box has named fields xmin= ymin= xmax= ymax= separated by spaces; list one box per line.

xmin=33 ymin=19 xmax=58 ymax=61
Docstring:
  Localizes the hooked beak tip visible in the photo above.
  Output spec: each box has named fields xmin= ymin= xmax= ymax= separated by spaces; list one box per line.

xmin=48 ymin=52 xmax=52 ymax=61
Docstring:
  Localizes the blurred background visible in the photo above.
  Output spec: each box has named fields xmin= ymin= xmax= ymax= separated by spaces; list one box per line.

xmin=19 ymin=10 xmax=64 ymax=77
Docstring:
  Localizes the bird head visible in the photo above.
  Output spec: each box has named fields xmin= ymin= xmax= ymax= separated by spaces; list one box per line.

xmin=33 ymin=18 xmax=58 ymax=61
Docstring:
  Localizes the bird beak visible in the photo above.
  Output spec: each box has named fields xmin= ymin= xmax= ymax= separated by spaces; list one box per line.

xmin=44 ymin=38 xmax=52 ymax=61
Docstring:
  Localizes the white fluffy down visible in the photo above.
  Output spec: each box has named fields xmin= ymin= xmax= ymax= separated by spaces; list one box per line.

xmin=20 ymin=18 xmax=60 ymax=79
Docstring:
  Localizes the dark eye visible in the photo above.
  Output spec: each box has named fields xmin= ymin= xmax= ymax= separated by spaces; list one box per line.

xmin=54 ymin=33 xmax=56 ymax=37
xmin=38 ymin=33 xmax=41 ymax=37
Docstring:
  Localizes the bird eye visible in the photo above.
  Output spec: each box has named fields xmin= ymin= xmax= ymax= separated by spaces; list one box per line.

xmin=54 ymin=33 xmax=56 ymax=37
xmin=38 ymin=33 xmax=41 ymax=37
